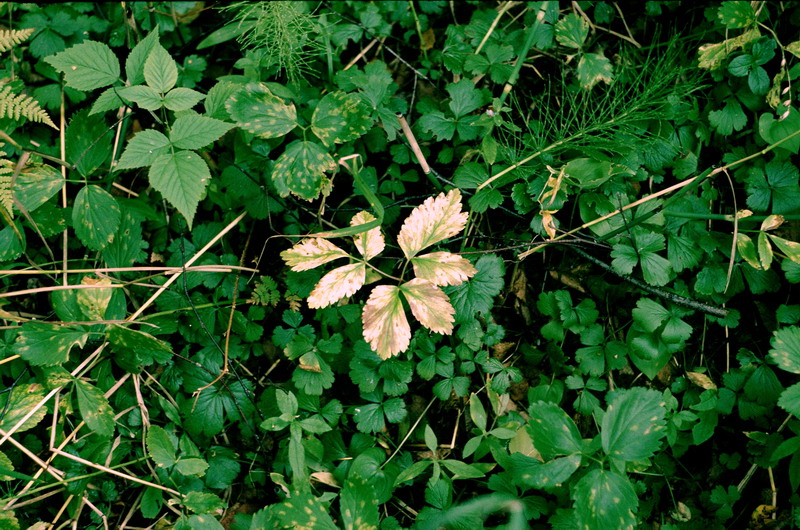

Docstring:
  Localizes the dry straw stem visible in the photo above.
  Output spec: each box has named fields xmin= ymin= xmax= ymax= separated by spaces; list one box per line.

xmin=474 ymin=1 xmax=521 ymax=55
xmin=397 ymin=113 xmax=430 ymax=174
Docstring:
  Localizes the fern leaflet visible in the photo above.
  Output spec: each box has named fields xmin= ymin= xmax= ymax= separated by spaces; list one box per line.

xmin=0 ymin=28 xmax=34 ymax=53
xmin=0 ymin=155 xmax=13 ymax=221
xmin=0 ymin=84 xmax=57 ymax=129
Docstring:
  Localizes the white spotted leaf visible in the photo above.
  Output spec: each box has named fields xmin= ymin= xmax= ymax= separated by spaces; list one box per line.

xmin=271 ymin=140 xmax=336 ymax=200
xmin=399 ymin=278 xmax=455 ymax=335
xmin=45 ymin=40 xmax=120 ymax=91
xmin=73 ymin=185 xmax=121 ymax=251
xmin=274 ymin=492 xmax=338 ymax=530
xmin=13 ymin=322 xmax=89 ymax=366
xmin=351 ymin=211 xmax=384 ymax=260
xmin=397 ymin=189 xmax=468 ymax=258
xmin=75 ymin=380 xmax=115 ymax=437
xmin=148 ymin=150 xmax=210 ymax=229
xmin=307 ymin=262 xmax=366 ymax=308
xmin=573 ymin=469 xmax=637 ymax=530
xmin=311 ymin=90 xmax=372 ymax=147
xmin=527 ymin=401 xmax=583 ymax=458
xmin=601 ymin=388 xmax=666 ymax=462
xmin=225 ymin=83 xmax=297 ymax=138
xmin=769 ymin=326 xmax=800 ymax=373
xmin=410 ymin=251 xmax=476 ymax=287
xmin=76 ymin=276 xmax=113 ymax=321
xmin=281 ymin=238 xmax=350 ymax=271
xmin=362 ymin=285 xmax=410 ymax=359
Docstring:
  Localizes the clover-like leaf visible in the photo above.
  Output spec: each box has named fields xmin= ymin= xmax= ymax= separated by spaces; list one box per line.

xmin=399 ymin=278 xmax=455 ymax=335
xmin=362 ymin=285 xmax=410 ymax=359
xmin=397 ymin=189 xmax=468 ymax=259
xmin=281 ymin=238 xmax=350 ymax=272
xmin=410 ymin=251 xmax=476 ymax=287
xmin=351 ymin=211 xmax=384 ymax=260
xmin=307 ymin=263 xmax=366 ymax=309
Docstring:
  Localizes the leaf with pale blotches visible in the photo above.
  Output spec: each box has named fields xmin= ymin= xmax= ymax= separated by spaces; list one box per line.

xmin=307 ymin=263 xmax=366 ymax=308
xmin=281 ymin=238 xmax=349 ymax=271
xmin=410 ymin=251 xmax=476 ymax=286
xmin=362 ymin=285 xmax=410 ymax=359
xmin=397 ymin=189 xmax=468 ymax=258
xmin=400 ymin=278 xmax=455 ymax=335
xmin=351 ymin=211 xmax=384 ymax=260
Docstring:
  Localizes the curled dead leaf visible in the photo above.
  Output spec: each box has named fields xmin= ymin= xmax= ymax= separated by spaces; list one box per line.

xmin=686 ymin=371 xmax=717 ymax=390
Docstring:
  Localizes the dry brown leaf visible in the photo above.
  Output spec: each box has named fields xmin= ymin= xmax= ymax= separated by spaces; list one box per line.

xmin=307 ymin=263 xmax=366 ymax=308
xmin=362 ymin=285 xmax=410 ymax=359
xmin=686 ymin=371 xmax=717 ymax=390
xmin=280 ymin=238 xmax=349 ymax=271
xmin=400 ymin=278 xmax=455 ymax=335
xmin=397 ymin=189 xmax=468 ymax=259
xmin=351 ymin=210 xmax=384 ymax=260
xmin=410 ymin=251 xmax=476 ymax=287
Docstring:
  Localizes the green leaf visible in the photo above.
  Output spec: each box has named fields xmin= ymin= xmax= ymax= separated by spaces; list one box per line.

xmin=602 ymin=388 xmax=666 ymax=462
xmin=144 ymin=44 xmax=177 ymax=93
xmin=75 ymin=380 xmax=115 ymax=437
xmin=102 ymin=211 xmax=148 ymax=268
xmin=577 ymin=52 xmax=613 ymax=89
xmin=394 ymin=460 xmax=432 ymax=485
xmin=274 ymin=493 xmax=338 ymax=530
xmin=778 ymin=382 xmax=800 ymax=417
xmin=527 ymin=401 xmax=582 ymax=458
xmin=205 ymin=448 xmax=240 ymax=489
xmin=769 ymin=326 xmax=800 ymax=374
xmin=76 ymin=277 xmax=112 ymax=321
xmin=769 ymin=234 xmax=800 ymax=264
xmin=72 ymin=185 xmax=121 ymax=251
xmin=147 ymin=425 xmax=177 ymax=468
xmin=183 ymin=491 xmax=223 ymax=514
xmin=311 ymin=91 xmax=372 ymax=147
xmin=573 ymin=469 xmax=637 ymax=530
xmin=469 ymin=393 xmax=487 ymax=432
xmin=746 ymin=160 xmax=800 ymax=214
xmin=119 ymin=85 xmax=162 ymax=110
xmin=718 ymin=1 xmax=756 ymax=28
xmin=709 ymin=98 xmax=747 ymax=136
xmin=446 ymin=79 xmax=483 ymax=118
xmin=65 ymin=108 xmax=111 ymax=177
xmin=13 ymin=322 xmax=89 ymax=366
xmin=163 ymin=87 xmax=205 ymax=111
xmin=446 ymin=255 xmax=504 ymax=322
xmin=149 ymin=150 xmax=211 ymax=229
xmin=341 ymin=474 xmax=379 ymax=530
xmin=106 ymin=323 xmax=173 ymax=368
xmin=555 ymin=13 xmax=588 ymax=48
xmin=271 ymin=140 xmax=335 ymax=200
xmin=13 ymin=163 xmax=63 ymax=212
xmin=0 ymin=450 xmax=15 ymax=481
xmin=176 ymin=457 xmax=209 ymax=477
xmin=225 ymin=83 xmax=297 ymax=138
xmin=611 ymin=231 xmax=673 ymax=286
xmin=181 ymin=514 xmax=224 ymax=530
xmin=45 ymin=40 xmax=120 ymax=91
xmin=170 ymin=116 xmax=234 ymax=150
xmin=116 ymin=129 xmax=171 ymax=169
xmin=0 ymin=384 xmax=47 ymax=433
xmin=758 ymin=108 xmax=800 ymax=156
xmin=418 ymin=111 xmax=456 ymax=141
xmin=514 ymin=454 xmax=582 ymax=489
xmin=441 ymin=459 xmax=486 ymax=479
xmin=125 ymin=27 xmax=160 ymax=85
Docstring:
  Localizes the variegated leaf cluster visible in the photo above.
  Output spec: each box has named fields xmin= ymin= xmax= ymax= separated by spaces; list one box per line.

xmin=281 ymin=189 xmax=476 ymax=358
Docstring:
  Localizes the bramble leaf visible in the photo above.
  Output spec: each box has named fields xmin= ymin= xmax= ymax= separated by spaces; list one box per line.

xmin=144 ymin=44 xmax=177 ymax=93
xmin=307 ymin=263 xmax=366 ymax=308
xmin=125 ymin=27 xmax=161 ymax=85
xmin=399 ymin=278 xmax=455 ymax=335
xmin=362 ymin=285 xmax=409 ymax=359
xmin=411 ymin=251 xmax=477 ymax=287
xmin=148 ymin=150 xmax=210 ymax=229
xmin=45 ymin=40 xmax=120 ymax=91
xmin=226 ymin=83 xmax=297 ymax=138
xmin=446 ymin=254 xmax=504 ymax=321
xmin=169 ymin=115 xmax=234 ymax=150
xmin=397 ymin=189 xmax=468 ymax=258
xmin=281 ymin=238 xmax=350 ymax=271
xmin=162 ymin=87 xmax=205 ymax=111
xmin=577 ymin=52 xmax=613 ymax=89
xmin=116 ymin=129 xmax=171 ymax=169
xmin=351 ymin=211 xmax=384 ymax=260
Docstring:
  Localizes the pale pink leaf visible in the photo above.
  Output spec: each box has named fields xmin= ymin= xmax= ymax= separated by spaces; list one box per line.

xmin=307 ymin=263 xmax=366 ymax=308
xmin=350 ymin=211 xmax=384 ymax=260
xmin=280 ymin=238 xmax=349 ymax=271
xmin=411 ymin=252 xmax=477 ymax=287
xmin=400 ymin=278 xmax=455 ymax=335
xmin=361 ymin=285 xmax=410 ymax=359
xmin=397 ymin=189 xmax=468 ymax=258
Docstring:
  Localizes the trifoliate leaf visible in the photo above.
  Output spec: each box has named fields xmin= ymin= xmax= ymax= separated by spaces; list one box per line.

xmin=307 ymin=263 xmax=366 ymax=308
xmin=144 ymin=44 xmax=177 ymax=93
xmin=746 ymin=160 xmax=800 ymax=214
xmin=148 ymin=150 xmax=210 ymax=229
xmin=351 ymin=211 xmax=384 ymax=260
xmin=225 ymin=83 xmax=297 ymax=138
xmin=76 ymin=276 xmax=113 ymax=321
xmin=75 ymin=380 xmax=115 ymax=437
xmin=446 ymin=254 xmax=504 ymax=322
xmin=169 ymin=115 xmax=233 ymax=150
xmin=769 ymin=326 xmax=800 ymax=374
xmin=400 ymin=278 xmax=455 ymax=335
xmin=72 ymin=185 xmax=121 ymax=251
xmin=116 ymin=129 xmax=171 ymax=169
xmin=147 ymin=425 xmax=177 ymax=468
xmin=573 ymin=469 xmax=637 ymax=530
xmin=602 ymin=388 xmax=666 ymax=462
xmin=577 ymin=52 xmax=613 ymax=89
xmin=45 ymin=40 xmax=120 ymax=91
xmin=281 ymin=238 xmax=350 ymax=271
xmin=611 ymin=231 xmax=673 ymax=286
xmin=362 ymin=285 xmax=410 ymax=359
xmin=271 ymin=140 xmax=336 ymax=200
xmin=411 ymin=251 xmax=476 ymax=287
xmin=0 ymin=384 xmax=47 ymax=433
xmin=397 ymin=189 xmax=468 ymax=258
xmin=709 ymin=98 xmax=747 ymax=136
xmin=13 ymin=322 xmax=88 ymax=366
xmin=311 ymin=91 xmax=372 ymax=147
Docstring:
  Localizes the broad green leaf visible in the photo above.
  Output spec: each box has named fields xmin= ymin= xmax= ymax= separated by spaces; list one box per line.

xmin=116 ymin=129 xmax=171 ymax=169
xmin=514 ymin=454 xmax=582 ymax=489
xmin=469 ymin=393 xmax=487 ymax=432
xmin=75 ymin=380 xmax=115 ymax=437
xmin=102 ymin=211 xmax=148 ymax=268
xmin=397 ymin=189 xmax=468 ymax=258
xmin=341 ymin=474 xmax=379 ymax=530
xmin=204 ymin=80 xmax=240 ymax=120
xmin=118 ymin=85 xmax=162 ymax=110
xmin=527 ymin=401 xmax=583 ymax=458
xmin=183 ymin=491 xmax=223 ymax=514
xmin=411 ymin=251 xmax=477 ymax=287
xmin=769 ymin=326 xmax=800 ymax=374
xmin=13 ymin=322 xmax=88 ymax=366
xmin=148 ymin=150 xmax=210 ymax=229
xmin=573 ymin=469 xmax=637 ymax=530
xmin=181 ymin=514 xmax=224 ymax=530
xmin=106 ymin=324 xmax=173 ymax=367
xmin=176 ymin=458 xmax=209 ymax=477
xmin=125 ymin=27 xmax=160 ymax=85
xmin=72 ymin=185 xmax=121 ymax=251
xmin=170 ymin=115 xmax=234 ymax=150
xmin=281 ymin=238 xmax=350 ymax=271
xmin=45 ymin=40 xmax=120 ymax=90
xmin=718 ymin=1 xmax=755 ymax=28
xmin=0 ymin=450 xmax=14 ymax=481
xmin=163 ymin=87 xmax=205 ymax=111
xmin=147 ymin=425 xmax=177 ymax=468
xmin=446 ymin=79 xmax=483 ymax=118
xmin=440 ymin=459 xmax=486 ymax=479
xmin=611 ymin=231 xmax=672 ymax=286
xmin=307 ymin=263 xmax=366 ymax=309
xmin=602 ymin=388 xmax=666 ymax=462
xmin=362 ymin=285 xmax=410 ymax=359
xmin=555 ymin=13 xmax=588 ymax=48
xmin=205 ymin=448 xmax=240 ymax=489
xmin=0 ymin=384 xmax=47 ymax=433
xmin=577 ymin=52 xmax=613 ymax=89
xmin=271 ymin=140 xmax=336 ymax=200
xmin=311 ymin=91 xmax=372 ymax=147
xmin=90 ymin=87 xmax=131 ymax=115
xmin=446 ymin=254 xmax=504 ymax=322
xmin=758 ymin=108 xmax=800 ymax=155
xmin=144 ymin=44 xmax=177 ymax=93
xmin=769 ymin=234 xmax=800 ymax=264
xmin=400 ymin=278 xmax=455 ymax=335
xmin=709 ymin=98 xmax=747 ymax=136
xmin=418 ymin=111 xmax=456 ymax=141
xmin=394 ymin=460 xmax=432 ymax=485
xmin=778 ymin=382 xmax=800 ymax=417
xmin=746 ymin=160 xmax=800 ymax=214
xmin=76 ymin=276 xmax=112 ymax=320
xmin=13 ymin=163 xmax=63 ymax=212
xmin=226 ymin=83 xmax=297 ymax=138
xmin=65 ymin=108 xmax=111 ymax=177
xmin=274 ymin=493 xmax=338 ymax=530
xmin=351 ymin=211 xmax=384 ymax=260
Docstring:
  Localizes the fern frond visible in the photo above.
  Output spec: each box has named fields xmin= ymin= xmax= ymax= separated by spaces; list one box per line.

xmin=0 ymin=84 xmax=57 ymax=129
xmin=0 ymin=28 xmax=35 ymax=53
xmin=0 ymin=158 xmax=13 ymax=221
